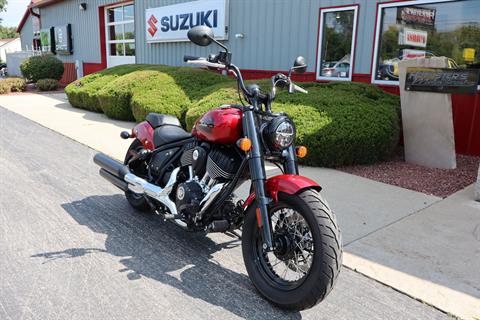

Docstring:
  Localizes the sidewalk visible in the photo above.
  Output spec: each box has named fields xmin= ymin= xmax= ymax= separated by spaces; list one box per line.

xmin=0 ymin=93 xmax=132 ymax=161
xmin=1 ymin=92 xmax=479 ymax=319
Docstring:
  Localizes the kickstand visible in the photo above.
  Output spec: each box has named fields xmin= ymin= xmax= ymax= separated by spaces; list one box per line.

xmin=225 ymin=230 xmax=242 ymax=239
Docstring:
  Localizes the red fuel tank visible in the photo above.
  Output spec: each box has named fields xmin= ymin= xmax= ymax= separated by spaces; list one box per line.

xmin=192 ymin=107 xmax=243 ymax=144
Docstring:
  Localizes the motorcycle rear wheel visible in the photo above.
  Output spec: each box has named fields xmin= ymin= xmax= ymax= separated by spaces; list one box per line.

xmin=124 ymin=139 xmax=150 ymax=212
xmin=242 ymin=189 xmax=342 ymax=310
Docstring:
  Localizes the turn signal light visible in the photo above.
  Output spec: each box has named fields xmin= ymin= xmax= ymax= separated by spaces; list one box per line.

xmin=296 ymin=146 xmax=308 ymax=158
xmin=237 ymin=138 xmax=252 ymax=151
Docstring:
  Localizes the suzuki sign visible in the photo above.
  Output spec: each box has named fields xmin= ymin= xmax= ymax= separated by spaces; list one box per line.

xmin=146 ymin=0 xmax=228 ymax=43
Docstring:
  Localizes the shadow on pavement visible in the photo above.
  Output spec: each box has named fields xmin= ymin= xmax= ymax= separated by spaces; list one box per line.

xmin=32 ymin=194 xmax=301 ymax=320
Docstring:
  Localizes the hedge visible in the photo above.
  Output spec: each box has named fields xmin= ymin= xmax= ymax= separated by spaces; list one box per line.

xmin=186 ymin=81 xmax=400 ymax=167
xmin=0 ymin=77 xmax=26 ymax=94
xmin=36 ymin=78 xmax=59 ymax=91
xmin=20 ymin=55 xmax=64 ymax=82
xmin=96 ymin=71 xmax=159 ymax=120
xmin=65 ymin=64 xmax=230 ymax=121
xmin=65 ymin=65 xmax=400 ymax=167
xmin=65 ymin=64 xmax=141 ymax=113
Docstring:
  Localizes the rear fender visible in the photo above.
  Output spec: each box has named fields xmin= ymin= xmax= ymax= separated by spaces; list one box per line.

xmin=131 ymin=121 xmax=154 ymax=150
xmin=243 ymin=174 xmax=322 ymax=208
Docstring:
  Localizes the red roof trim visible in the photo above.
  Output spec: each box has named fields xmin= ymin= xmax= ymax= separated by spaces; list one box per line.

xmin=16 ymin=8 xmax=31 ymax=33
xmin=31 ymin=0 xmax=64 ymax=8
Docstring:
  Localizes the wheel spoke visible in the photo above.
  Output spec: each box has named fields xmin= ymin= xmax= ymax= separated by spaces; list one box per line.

xmin=257 ymin=204 xmax=316 ymax=285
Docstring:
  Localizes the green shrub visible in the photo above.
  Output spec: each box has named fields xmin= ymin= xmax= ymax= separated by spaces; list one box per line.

xmin=65 ymin=65 xmax=144 ymax=113
xmin=0 ymin=77 xmax=26 ymax=94
xmin=130 ymin=72 xmax=191 ymax=124
xmin=65 ymin=64 xmax=400 ymax=167
xmin=20 ymin=55 xmax=64 ymax=82
xmin=187 ymin=81 xmax=400 ymax=167
xmin=36 ymin=78 xmax=59 ymax=91
xmin=66 ymin=64 xmax=231 ymax=121
xmin=97 ymin=70 xmax=161 ymax=121
xmin=185 ymin=83 xmax=243 ymax=129
xmin=130 ymin=67 xmax=232 ymax=124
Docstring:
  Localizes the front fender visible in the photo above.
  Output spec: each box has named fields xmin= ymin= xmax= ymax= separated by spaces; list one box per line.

xmin=131 ymin=121 xmax=154 ymax=150
xmin=243 ymin=174 xmax=322 ymax=208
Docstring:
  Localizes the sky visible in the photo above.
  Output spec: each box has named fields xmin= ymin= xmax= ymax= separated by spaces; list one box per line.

xmin=0 ymin=0 xmax=31 ymax=27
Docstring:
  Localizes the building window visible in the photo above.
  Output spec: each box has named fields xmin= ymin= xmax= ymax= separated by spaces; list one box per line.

xmin=316 ymin=5 xmax=358 ymax=81
xmin=106 ymin=3 xmax=135 ymax=57
xmin=372 ymin=0 xmax=480 ymax=85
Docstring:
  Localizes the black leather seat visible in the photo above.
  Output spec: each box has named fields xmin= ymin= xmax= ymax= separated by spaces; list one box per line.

xmin=146 ymin=113 xmax=181 ymax=128
xmin=154 ymin=126 xmax=191 ymax=147
xmin=147 ymin=113 xmax=191 ymax=147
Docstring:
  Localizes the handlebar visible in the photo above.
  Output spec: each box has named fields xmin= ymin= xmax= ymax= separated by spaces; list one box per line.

xmin=183 ymin=55 xmax=201 ymax=62
xmin=186 ymin=59 xmax=227 ymax=69
xmin=184 ymin=53 xmax=307 ymax=111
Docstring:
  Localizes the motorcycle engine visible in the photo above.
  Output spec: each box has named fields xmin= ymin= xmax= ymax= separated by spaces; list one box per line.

xmin=175 ymin=180 xmax=204 ymax=215
xmin=206 ymin=147 xmax=243 ymax=181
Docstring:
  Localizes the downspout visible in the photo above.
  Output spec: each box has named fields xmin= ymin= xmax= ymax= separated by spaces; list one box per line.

xmin=29 ymin=7 xmax=41 ymax=51
xmin=29 ymin=7 xmax=40 ymax=18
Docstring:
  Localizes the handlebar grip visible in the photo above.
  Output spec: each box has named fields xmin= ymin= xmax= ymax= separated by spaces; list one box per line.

xmin=292 ymin=83 xmax=308 ymax=94
xmin=183 ymin=55 xmax=201 ymax=62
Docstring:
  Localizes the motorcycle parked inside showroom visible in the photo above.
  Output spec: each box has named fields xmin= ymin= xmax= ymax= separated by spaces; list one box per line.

xmin=94 ymin=25 xmax=341 ymax=310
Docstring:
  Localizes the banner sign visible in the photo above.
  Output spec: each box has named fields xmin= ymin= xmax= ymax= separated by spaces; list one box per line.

xmin=399 ymin=28 xmax=428 ymax=48
xmin=405 ymin=67 xmax=480 ymax=95
xmin=40 ymin=28 xmax=54 ymax=53
xmin=401 ymin=49 xmax=426 ymax=60
xmin=54 ymin=24 xmax=73 ymax=55
xmin=397 ymin=6 xmax=436 ymax=28
xmin=146 ymin=0 xmax=228 ymax=43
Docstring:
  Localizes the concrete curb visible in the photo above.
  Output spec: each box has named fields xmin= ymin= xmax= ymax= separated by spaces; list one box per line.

xmin=475 ymin=164 xmax=480 ymax=201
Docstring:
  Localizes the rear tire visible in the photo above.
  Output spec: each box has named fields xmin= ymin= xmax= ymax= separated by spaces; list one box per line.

xmin=242 ymin=189 xmax=342 ymax=310
xmin=124 ymin=139 xmax=150 ymax=212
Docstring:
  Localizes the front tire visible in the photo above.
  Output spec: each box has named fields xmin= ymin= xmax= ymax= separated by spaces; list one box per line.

xmin=124 ymin=139 xmax=150 ymax=212
xmin=242 ymin=189 xmax=342 ymax=310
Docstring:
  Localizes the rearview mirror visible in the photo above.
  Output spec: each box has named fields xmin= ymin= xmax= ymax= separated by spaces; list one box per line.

xmin=187 ymin=26 xmax=214 ymax=47
xmin=293 ymin=56 xmax=307 ymax=74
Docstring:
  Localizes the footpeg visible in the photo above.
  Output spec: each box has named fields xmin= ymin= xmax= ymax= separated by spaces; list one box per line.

xmin=163 ymin=213 xmax=181 ymax=220
xmin=207 ymin=220 xmax=229 ymax=232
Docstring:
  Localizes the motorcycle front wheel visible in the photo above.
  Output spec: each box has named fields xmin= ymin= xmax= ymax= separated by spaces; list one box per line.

xmin=242 ymin=189 xmax=342 ymax=310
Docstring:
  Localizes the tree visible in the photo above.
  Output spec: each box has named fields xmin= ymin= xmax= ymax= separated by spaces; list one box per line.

xmin=0 ymin=25 xmax=17 ymax=38
xmin=0 ymin=0 xmax=7 ymax=12
xmin=0 ymin=0 xmax=7 ymax=24
xmin=0 ymin=0 xmax=17 ymax=39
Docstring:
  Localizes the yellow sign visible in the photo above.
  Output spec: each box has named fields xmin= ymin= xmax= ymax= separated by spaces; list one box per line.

xmin=463 ymin=48 xmax=475 ymax=63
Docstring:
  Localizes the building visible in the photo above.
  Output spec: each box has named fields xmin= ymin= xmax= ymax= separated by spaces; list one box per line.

xmin=16 ymin=0 xmax=480 ymax=156
xmin=0 ymin=38 xmax=21 ymax=63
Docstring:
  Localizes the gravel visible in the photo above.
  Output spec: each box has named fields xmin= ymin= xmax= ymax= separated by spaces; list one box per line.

xmin=339 ymin=153 xmax=480 ymax=198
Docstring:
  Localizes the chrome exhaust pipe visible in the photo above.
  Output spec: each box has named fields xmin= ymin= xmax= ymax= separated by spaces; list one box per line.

xmin=124 ymin=167 xmax=180 ymax=216
xmin=94 ymin=153 xmax=179 ymax=216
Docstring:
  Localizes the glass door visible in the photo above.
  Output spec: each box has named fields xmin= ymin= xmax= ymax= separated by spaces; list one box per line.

xmin=105 ymin=3 xmax=135 ymax=68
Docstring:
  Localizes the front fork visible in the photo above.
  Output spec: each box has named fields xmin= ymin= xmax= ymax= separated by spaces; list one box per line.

xmin=243 ymin=107 xmax=298 ymax=250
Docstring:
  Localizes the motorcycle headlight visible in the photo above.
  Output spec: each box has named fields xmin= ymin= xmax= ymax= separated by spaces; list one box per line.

xmin=263 ymin=116 xmax=296 ymax=150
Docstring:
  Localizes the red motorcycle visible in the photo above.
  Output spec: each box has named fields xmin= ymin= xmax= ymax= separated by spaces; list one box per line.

xmin=94 ymin=26 xmax=341 ymax=310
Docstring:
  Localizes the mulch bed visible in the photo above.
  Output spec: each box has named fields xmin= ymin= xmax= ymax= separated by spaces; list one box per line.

xmin=23 ymin=83 xmax=65 ymax=93
xmin=339 ymin=150 xmax=479 ymax=198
